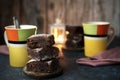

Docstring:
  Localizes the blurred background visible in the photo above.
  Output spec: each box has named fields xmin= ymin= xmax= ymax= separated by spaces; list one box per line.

xmin=0 ymin=0 xmax=120 ymax=44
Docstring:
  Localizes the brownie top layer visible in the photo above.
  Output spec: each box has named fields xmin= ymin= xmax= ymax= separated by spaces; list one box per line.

xmin=27 ymin=34 xmax=55 ymax=48
xmin=28 ymin=34 xmax=53 ymax=38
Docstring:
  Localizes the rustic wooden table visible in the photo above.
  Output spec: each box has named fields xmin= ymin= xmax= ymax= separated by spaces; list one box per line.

xmin=0 ymin=37 xmax=120 ymax=80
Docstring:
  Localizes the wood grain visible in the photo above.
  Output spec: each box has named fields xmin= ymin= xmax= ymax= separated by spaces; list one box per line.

xmin=0 ymin=0 xmax=120 ymax=37
xmin=47 ymin=0 xmax=66 ymax=33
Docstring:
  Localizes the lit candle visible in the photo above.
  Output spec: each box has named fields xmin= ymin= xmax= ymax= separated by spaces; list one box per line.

xmin=50 ymin=18 xmax=65 ymax=44
xmin=50 ymin=18 xmax=65 ymax=58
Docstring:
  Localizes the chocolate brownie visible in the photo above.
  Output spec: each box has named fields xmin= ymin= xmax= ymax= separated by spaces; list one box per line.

xmin=65 ymin=34 xmax=84 ymax=48
xmin=27 ymin=46 xmax=59 ymax=61
xmin=66 ymin=34 xmax=83 ymax=40
xmin=26 ymin=58 xmax=60 ymax=73
xmin=27 ymin=34 xmax=55 ymax=48
xmin=65 ymin=25 xmax=84 ymax=48
xmin=66 ymin=25 xmax=83 ymax=34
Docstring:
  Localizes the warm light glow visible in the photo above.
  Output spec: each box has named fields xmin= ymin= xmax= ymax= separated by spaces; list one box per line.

xmin=53 ymin=28 xmax=58 ymax=42
xmin=51 ymin=27 xmax=65 ymax=44
xmin=66 ymin=31 xmax=69 ymax=35
xmin=54 ymin=44 xmax=64 ymax=58
xmin=57 ymin=35 xmax=64 ymax=42
xmin=50 ymin=24 xmax=65 ymax=58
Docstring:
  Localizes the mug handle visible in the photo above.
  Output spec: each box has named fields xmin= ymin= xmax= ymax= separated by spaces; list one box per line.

xmin=4 ymin=31 xmax=9 ymax=46
xmin=107 ymin=27 xmax=115 ymax=46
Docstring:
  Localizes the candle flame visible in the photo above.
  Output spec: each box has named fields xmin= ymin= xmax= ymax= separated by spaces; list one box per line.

xmin=52 ymin=28 xmax=65 ymax=44
xmin=66 ymin=31 xmax=69 ymax=35
xmin=57 ymin=35 xmax=64 ymax=42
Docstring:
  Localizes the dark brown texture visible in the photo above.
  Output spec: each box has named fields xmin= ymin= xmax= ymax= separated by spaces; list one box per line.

xmin=27 ymin=46 xmax=59 ymax=61
xmin=65 ymin=25 xmax=84 ymax=48
xmin=27 ymin=34 xmax=55 ymax=48
xmin=26 ymin=58 xmax=60 ymax=73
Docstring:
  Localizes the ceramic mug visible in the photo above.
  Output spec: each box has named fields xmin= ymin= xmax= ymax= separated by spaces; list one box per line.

xmin=8 ymin=43 xmax=29 ymax=67
xmin=4 ymin=25 xmax=37 ymax=67
xmin=83 ymin=21 xmax=112 ymax=36
xmin=84 ymin=36 xmax=108 ymax=57
xmin=82 ymin=21 xmax=115 ymax=57
xmin=4 ymin=25 xmax=37 ymax=44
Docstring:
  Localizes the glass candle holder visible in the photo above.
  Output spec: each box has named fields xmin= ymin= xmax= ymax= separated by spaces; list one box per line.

xmin=50 ymin=18 xmax=65 ymax=44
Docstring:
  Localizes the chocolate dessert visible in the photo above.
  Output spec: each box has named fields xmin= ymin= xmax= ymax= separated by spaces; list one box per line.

xmin=65 ymin=34 xmax=84 ymax=48
xmin=24 ymin=34 xmax=62 ymax=78
xmin=27 ymin=46 xmax=59 ymax=61
xmin=65 ymin=25 xmax=84 ymax=49
xmin=26 ymin=58 xmax=60 ymax=73
xmin=27 ymin=34 xmax=55 ymax=48
xmin=66 ymin=25 xmax=83 ymax=34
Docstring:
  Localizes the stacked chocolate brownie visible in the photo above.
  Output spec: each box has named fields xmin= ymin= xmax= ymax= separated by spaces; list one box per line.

xmin=23 ymin=34 xmax=62 ymax=78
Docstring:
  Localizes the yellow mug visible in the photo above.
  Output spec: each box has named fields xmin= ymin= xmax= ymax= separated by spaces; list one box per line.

xmin=84 ymin=35 xmax=114 ymax=57
xmin=8 ymin=43 xmax=29 ymax=67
